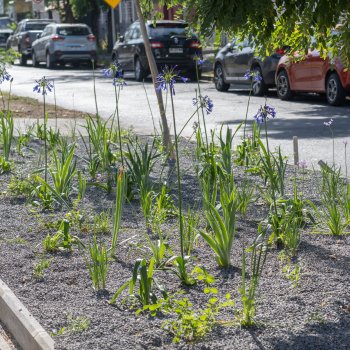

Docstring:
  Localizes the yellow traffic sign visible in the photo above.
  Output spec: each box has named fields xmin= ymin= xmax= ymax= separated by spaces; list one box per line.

xmin=104 ymin=0 xmax=122 ymax=8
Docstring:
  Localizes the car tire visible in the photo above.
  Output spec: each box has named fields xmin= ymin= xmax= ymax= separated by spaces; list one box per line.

xmin=214 ymin=63 xmax=230 ymax=92
xmin=251 ymin=66 xmax=267 ymax=96
xmin=32 ymin=51 xmax=39 ymax=67
xmin=46 ymin=52 xmax=54 ymax=69
xmin=188 ymin=69 xmax=202 ymax=82
xmin=276 ymin=70 xmax=293 ymax=100
xmin=326 ymin=73 xmax=346 ymax=106
xmin=19 ymin=53 xmax=27 ymax=66
xmin=134 ymin=57 xmax=146 ymax=82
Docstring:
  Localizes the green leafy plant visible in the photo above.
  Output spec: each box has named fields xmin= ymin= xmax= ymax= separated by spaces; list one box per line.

xmin=109 ymin=258 xmax=168 ymax=315
xmin=0 ymin=110 xmax=14 ymax=161
xmin=92 ymin=210 xmax=111 ymax=235
xmin=282 ymin=260 xmax=302 ymax=289
xmin=125 ymin=136 xmax=159 ymax=194
xmin=66 ymin=314 xmax=90 ymax=333
xmin=162 ymin=289 xmax=234 ymax=344
xmin=238 ymin=228 xmax=268 ymax=327
xmin=182 ymin=208 xmax=200 ymax=256
xmin=110 ymin=168 xmax=127 ymax=257
xmin=43 ymin=220 xmax=82 ymax=252
xmin=33 ymin=256 xmax=51 ymax=280
xmin=85 ymin=236 xmax=109 ymax=290
xmin=200 ymin=180 xmax=237 ymax=268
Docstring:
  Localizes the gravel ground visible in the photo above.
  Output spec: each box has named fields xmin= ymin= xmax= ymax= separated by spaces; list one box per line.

xmin=0 ymin=133 xmax=349 ymax=350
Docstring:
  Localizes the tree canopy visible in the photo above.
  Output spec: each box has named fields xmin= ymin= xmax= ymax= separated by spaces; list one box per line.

xmin=171 ymin=0 xmax=350 ymax=61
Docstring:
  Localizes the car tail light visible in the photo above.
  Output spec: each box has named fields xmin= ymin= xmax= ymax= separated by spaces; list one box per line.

xmin=51 ymin=34 xmax=65 ymax=41
xmin=188 ymin=41 xmax=201 ymax=48
xmin=151 ymin=42 xmax=164 ymax=48
xmin=275 ymin=48 xmax=285 ymax=55
xmin=87 ymin=34 xmax=96 ymax=42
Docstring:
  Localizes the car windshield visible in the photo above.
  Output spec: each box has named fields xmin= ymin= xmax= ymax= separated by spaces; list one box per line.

xmin=57 ymin=27 xmax=90 ymax=36
xmin=148 ymin=23 xmax=190 ymax=38
xmin=25 ymin=22 xmax=52 ymax=31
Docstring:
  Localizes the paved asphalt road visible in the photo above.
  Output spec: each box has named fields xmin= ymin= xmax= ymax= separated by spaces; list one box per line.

xmin=3 ymin=63 xmax=350 ymax=173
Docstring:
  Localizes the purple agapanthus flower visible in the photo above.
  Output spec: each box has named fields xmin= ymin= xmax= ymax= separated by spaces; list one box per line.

xmin=102 ymin=62 xmax=127 ymax=88
xmin=156 ymin=65 xmax=188 ymax=96
xmin=193 ymin=94 xmax=214 ymax=114
xmin=323 ymin=118 xmax=333 ymax=127
xmin=298 ymin=160 xmax=307 ymax=169
xmin=244 ymin=69 xmax=263 ymax=82
xmin=253 ymin=104 xmax=276 ymax=124
xmin=0 ymin=66 xmax=12 ymax=84
xmin=33 ymin=76 xmax=54 ymax=95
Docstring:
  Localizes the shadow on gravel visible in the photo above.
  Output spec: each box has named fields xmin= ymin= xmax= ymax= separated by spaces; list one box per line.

xmin=269 ymin=311 xmax=350 ymax=350
xmin=300 ymin=239 xmax=350 ymax=272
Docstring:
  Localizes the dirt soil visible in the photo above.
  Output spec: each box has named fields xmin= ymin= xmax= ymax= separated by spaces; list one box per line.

xmin=2 ymin=93 xmax=84 ymax=120
xmin=0 ymin=96 xmax=349 ymax=350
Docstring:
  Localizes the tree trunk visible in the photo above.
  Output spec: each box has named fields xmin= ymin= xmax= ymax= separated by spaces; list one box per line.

xmin=88 ymin=0 xmax=100 ymax=47
xmin=134 ymin=0 xmax=173 ymax=158
xmin=62 ymin=0 xmax=74 ymax=23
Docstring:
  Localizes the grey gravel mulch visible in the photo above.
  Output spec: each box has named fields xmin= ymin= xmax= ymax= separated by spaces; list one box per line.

xmin=0 ymin=137 xmax=349 ymax=350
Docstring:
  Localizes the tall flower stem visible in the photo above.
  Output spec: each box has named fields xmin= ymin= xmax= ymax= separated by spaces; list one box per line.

xmin=195 ymin=64 xmax=209 ymax=153
xmin=111 ymin=84 xmax=123 ymax=164
xmin=43 ymin=93 xmax=48 ymax=186
xmin=170 ymin=92 xmax=184 ymax=259
xmin=243 ymin=80 xmax=253 ymax=139
xmin=92 ymin=59 xmax=99 ymax=117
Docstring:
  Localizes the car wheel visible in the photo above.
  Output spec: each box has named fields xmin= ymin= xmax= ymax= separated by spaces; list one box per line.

xmin=251 ymin=67 xmax=267 ymax=96
xmin=134 ymin=57 xmax=146 ymax=82
xmin=188 ymin=69 xmax=202 ymax=82
xmin=276 ymin=70 xmax=293 ymax=100
xmin=214 ymin=63 xmax=230 ymax=92
xmin=46 ymin=52 xmax=54 ymax=69
xmin=32 ymin=51 xmax=39 ymax=67
xmin=326 ymin=73 xmax=346 ymax=106
xmin=19 ymin=53 xmax=27 ymax=66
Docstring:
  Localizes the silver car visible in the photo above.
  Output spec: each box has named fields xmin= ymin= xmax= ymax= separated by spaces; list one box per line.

xmin=214 ymin=39 xmax=286 ymax=96
xmin=31 ymin=23 xmax=97 ymax=69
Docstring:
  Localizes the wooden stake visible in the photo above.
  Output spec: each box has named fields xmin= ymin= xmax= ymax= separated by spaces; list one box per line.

xmin=293 ymin=136 xmax=299 ymax=165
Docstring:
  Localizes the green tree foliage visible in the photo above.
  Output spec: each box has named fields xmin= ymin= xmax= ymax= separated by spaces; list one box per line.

xmin=169 ymin=0 xmax=350 ymax=62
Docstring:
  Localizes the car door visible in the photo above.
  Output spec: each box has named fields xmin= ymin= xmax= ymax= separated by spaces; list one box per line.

xmin=308 ymin=49 xmax=327 ymax=92
xmin=223 ymin=39 xmax=253 ymax=82
xmin=116 ymin=27 xmax=134 ymax=70
xmin=34 ymin=26 xmax=51 ymax=61
xmin=290 ymin=49 xmax=315 ymax=91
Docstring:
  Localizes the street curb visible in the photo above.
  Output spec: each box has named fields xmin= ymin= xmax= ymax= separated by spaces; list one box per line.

xmin=0 ymin=279 xmax=54 ymax=350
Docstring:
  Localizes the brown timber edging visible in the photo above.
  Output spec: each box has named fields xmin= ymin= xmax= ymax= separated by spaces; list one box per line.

xmin=0 ymin=279 xmax=54 ymax=350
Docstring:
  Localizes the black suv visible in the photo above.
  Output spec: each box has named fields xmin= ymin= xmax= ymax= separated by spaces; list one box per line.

xmin=112 ymin=20 xmax=202 ymax=81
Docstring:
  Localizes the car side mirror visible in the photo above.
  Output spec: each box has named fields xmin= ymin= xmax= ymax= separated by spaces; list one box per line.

xmin=119 ymin=35 xmax=124 ymax=43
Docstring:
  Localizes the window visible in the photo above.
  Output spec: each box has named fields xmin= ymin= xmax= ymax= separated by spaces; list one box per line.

xmin=148 ymin=23 xmax=189 ymax=38
xmin=25 ymin=22 xmax=53 ymax=31
xmin=57 ymin=26 xmax=90 ymax=36
xmin=131 ymin=26 xmax=140 ymax=39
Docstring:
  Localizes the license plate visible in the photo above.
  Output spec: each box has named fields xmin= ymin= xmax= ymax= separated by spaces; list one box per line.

xmin=169 ymin=48 xmax=183 ymax=54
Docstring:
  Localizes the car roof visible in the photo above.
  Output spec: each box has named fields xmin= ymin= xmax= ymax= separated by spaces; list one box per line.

xmin=20 ymin=19 xmax=55 ymax=22
xmin=51 ymin=23 xmax=88 ymax=26
xmin=133 ymin=20 xmax=187 ymax=25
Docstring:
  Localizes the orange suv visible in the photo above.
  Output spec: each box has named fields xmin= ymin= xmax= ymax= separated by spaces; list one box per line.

xmin=275 ymin=50 xmax=350 ymax=105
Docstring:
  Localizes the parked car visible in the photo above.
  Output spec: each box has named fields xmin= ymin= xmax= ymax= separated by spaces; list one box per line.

xmin=31 ymin=23 xmax=97 ymax=69
xmin=112 ymin=20 xmax=202 ymax=81
xmin=0 ymin=17 xmax=14 ymax=29
xmin=276 ymin=50 xmax=350 ymax=105
xmin=214 ymin=39 xmax=287 ymax=95
xmin=0 ymin=28 xmax=13 ymax=49
xmin=7 ymin=18 xmax=55 ymax=65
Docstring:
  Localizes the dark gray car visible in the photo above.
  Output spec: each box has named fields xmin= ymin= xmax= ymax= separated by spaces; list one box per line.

xmin=214 ymin=39 xmax=285 ymax=95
